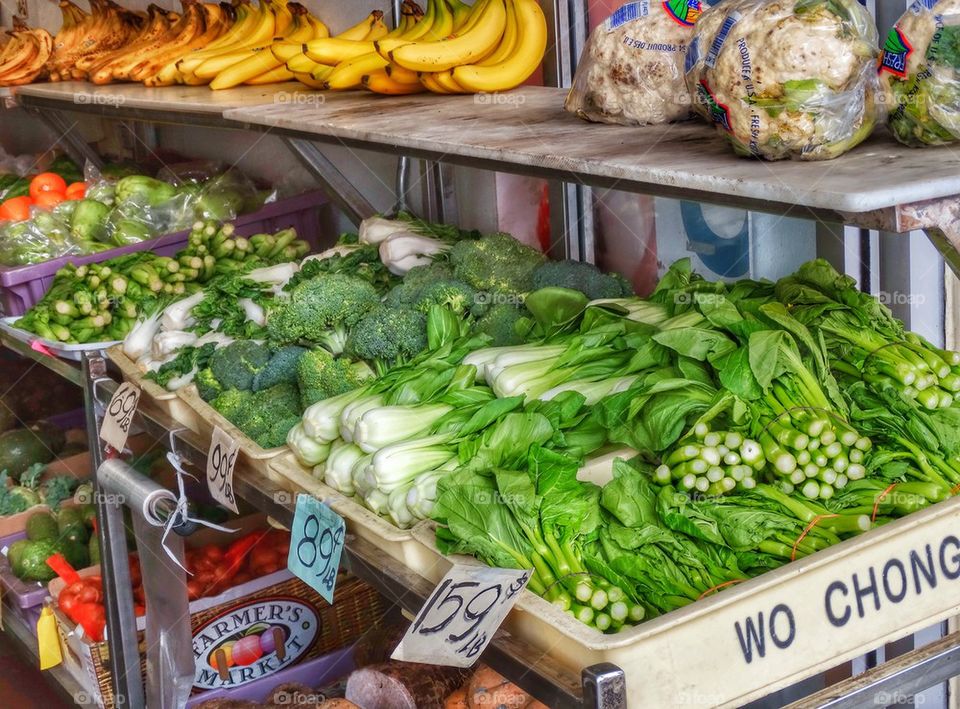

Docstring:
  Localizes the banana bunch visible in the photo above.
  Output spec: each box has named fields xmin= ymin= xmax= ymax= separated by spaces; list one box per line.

xmin=0 ymin=17 xmax=53 ymax=87
xmin=46 ymin=0 xmax=145 ymax=82
xmin=283 ymin=0 xmax=544 ymax=96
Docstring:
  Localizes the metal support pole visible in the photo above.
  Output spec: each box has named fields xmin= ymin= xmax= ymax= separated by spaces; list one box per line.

xmin=582 ymin=664 xmax=627 ymax=709
xmin=30 ymin=107 xmax=105 ymax=170
xmin=282 ymin=137 xmax=378 ymax=225
xmin=83 ymin=354 xmax=144 ymax=709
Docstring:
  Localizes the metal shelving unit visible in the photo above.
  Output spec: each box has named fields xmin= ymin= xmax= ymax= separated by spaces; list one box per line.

xmin=3 ymin=78 xmax=960 ymax=708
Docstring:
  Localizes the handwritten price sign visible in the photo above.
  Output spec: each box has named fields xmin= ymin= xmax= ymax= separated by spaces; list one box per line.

xmin=206 ymin=426 xmax=239 ymax=513
xmin=392 ymin=565 xmax=531 ymax=667
xmin=99 ymin=383 xmax=140 ymax=452
xmin=287 ymin=494 xmax=345 ymax=603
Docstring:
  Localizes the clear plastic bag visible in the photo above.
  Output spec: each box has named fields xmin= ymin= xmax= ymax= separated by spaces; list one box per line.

xmin=193 ymin=171 xmax=269 ymax=222
xmin=685 ymin=0 xmax=881 ymax=160
xmin=0 ymin=209 xmax=84 ymax=265
xmin=881 ymin=0 xmax=960 ymax=147
xmin=566 ymin=1 xmax=719 ymax=126
xmin=106 ymin=194 xmax=161 ymax=247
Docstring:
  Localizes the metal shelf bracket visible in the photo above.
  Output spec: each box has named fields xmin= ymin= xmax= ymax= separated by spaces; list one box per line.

xmin=282 ymin=136 xmax=377 ymax=225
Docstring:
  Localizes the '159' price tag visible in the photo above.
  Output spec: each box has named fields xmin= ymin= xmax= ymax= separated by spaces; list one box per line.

xmin=100 ymin=382 xmax=140 ymax=453
xmin=206 ymin=426 xmax=239 ymax=513
xmin=287 ymin=494 xmax=345 ymax=603
xmin=392 ymin=565 xmax=532 ymax=667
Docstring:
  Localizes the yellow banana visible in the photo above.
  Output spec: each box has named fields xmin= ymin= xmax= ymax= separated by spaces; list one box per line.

xmin=177 ymin=0 xmax=271 ymax=75
xmin=245 ymin=64 xmax=294 ymax=84
xmin=390 ymin=0 xmax=505 ymax=72
xmin=419 ymin=70 xmax=454 ymax=94
xmin=372 ymin=0 xmax=446 ymax=61
xmin=452 ymin=0 xmax=544 ymax=92
xmin=303 ymin=38 xmax=376 ymax=65
xmin=363 ymin=69 xmax=426 ymax=94
xmin=305 ymin=14 xmax=329 ymax=39
xmin=336 ymin=11 xmax=384 ymax=41
xmin=448 ymin=0 xmax=473 ymax=31
xmin=210 ymin=9 xmax=314 ymax=89
xmin=420 ymin=0 xmax=454 ymax=41
xmin=185 ymin=0 xmax=279 ymax=78
xmin=196 ymin=0 xmax=256 ymax=53
xmin=325 ymin=51 xmax=388 ymax=90
xmin=311 ymin=64 xmax=334 ymax=81
xmin=286 ymin=52 xmax=322 ymax=73
xmin=272 ymin=40 xmax=306 ymax=62
xmin=385 ymin=62 xmax=419 ymax=84
xmin=432 ymin=67 xmax=469 ymax=93
xmin=293 ymin=70 xmax=326 ymax=88
xmin=364 ymin=17 xmax=390 ymax=41
xmin=476 ymin=0 xmax=516 ymax=66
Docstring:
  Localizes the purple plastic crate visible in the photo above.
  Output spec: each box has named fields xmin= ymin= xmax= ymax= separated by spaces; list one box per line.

xmin=0 ymin=530 xmax=49 ymax=609
xmin=185 ymin=646 xmax=354 ymax=707
xmin=0 ymin=189 xmax=327 ymax=317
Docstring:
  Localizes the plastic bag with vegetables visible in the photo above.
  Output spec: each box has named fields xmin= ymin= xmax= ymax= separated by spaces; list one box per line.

xmin=566 ymin=0 xmax=720 ymax=125
xmin=685 ymin=0 xmax=881 ymax=160
xmin=0 ymin=211 xmax=88 ymax=266
xmin=881 ymin=0 xmax=960 ymax=147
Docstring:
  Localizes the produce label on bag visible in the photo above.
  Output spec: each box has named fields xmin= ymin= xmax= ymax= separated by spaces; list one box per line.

xmin=206 ymin=426 xmax=239 ymax=513
xmin=99 ymin=382 xmax=140 ymax=452
xmin=392 ymin=565 xmax=532 ymax=668
xmin=287 ymin=494 xmax=345 ymax=603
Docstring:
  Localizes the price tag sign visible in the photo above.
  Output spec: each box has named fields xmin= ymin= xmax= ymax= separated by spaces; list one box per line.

xmin=206 ymin=426 xmax=239 ymax=513
xmin=287 ymin=494 xmax=345 ymax=603
xmin=99 ymin=383 xmax=140 ymax=452
xmin=392 ymin=565 xmax=532 ymax=667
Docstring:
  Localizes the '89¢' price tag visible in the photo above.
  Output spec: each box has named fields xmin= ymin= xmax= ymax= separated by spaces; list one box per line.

xmin=206 ymin=426 xmax=239 ymax=513
xmin=391 ymin=565 xmax=532 ymax=668
xmin=287 ymin=494 xmax=345 ymax=603
xmin=99 ymin=382 xmax=140 ymax=453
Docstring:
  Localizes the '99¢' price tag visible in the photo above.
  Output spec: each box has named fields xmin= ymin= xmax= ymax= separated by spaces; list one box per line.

xmin=391 ymin=565 xmax=532 ymax=668
xmin=287 ymin=494 xmax=345 ymax=603
xmin=206 ymin=426 xmax=239 ymax=513
xmin=100 ymin=382 xmax=140 ymax=453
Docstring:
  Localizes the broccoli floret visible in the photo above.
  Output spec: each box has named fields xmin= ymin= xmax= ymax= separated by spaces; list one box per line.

xmin=209 ymin=340 xmax=271 ymax=391
xmin=402 ymin=262 xmax=456 ymax=289
xmin=211 ymin=388 xmax=255 ymax=422
xmin=253 ymin=345 xmax=307 ymax=392
xmin=267 ymin=273 xmax=380 ymax=352
xmin=413 ymin=279 xmax=478 ymax=316
xmin=531 ymin=260 xmax=635 ymax=300
xmin=448 ymin=233 xmax=545 ymax=297
xmin=196 ymin=368 xmax=223 ymax=402
xmin=347 ymin=306 xmax=428 ymax=370
xmin=297 ymin=349 xmax=374 ymax=408
xmin=473 ymin=304 xmax=526 ymax=346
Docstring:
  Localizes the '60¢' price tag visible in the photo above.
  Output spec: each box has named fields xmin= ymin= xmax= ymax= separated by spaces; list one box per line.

xmin=392 ymin=565 xmax=532 ymax=668
xmin=99 ymin=382 xmax=140 ymax=453
xmin=287 ymin=494 xmax=345 ymax=604
xmin=206 ymin=426 xmax=239 ymax=513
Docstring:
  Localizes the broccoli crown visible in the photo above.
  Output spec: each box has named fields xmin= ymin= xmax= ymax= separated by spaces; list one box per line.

xmin=531 ymin=260 xmax=635 ymax=300
xmin=448 ymin=233 xmax=545 ymax=296
xmin=268 ymin=274 xmax=380 ymax=345
xmin=196 ymin=367 xmax=224 ymax=402
xmin=413 ymin=279 xmax=478 ymax=315
xmin=347 ymin=306 xmax=428 ymax=365
xmin=402 ymin=262 xmax=456 ymax=289
xmin=474 ymin=304 xmax=526 ymax=347
xmin=216 ymin=382 xmax=303 ymax=449
xmin=297 ymin=350 xmax=374 ymax=408
xmin=253 ymin=345 xmax=307 ymax=392
xmin=209 ymin=340 xmax=272 ymax=391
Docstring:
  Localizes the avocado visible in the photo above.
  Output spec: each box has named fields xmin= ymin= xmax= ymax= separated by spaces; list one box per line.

xmin=18 ymin=540 xmax=60 ymax=582
xmin=57 ymin=507 xmax=84 ymax=530
xmin=0 ymin=423 xmax=65 ymax=480
xmin=58 ymin=539 xmax=89 ymax=570
xmin=60 ymin=523 xmax=88 ymax=545
xmin=80 ymin=504 xmax=97 ymax=528
xmin=6 ymin=539 xmax=30 ymax=576
xmin=26 ymin=511 xmax=58 ymax=541
xmin=88 ymin=535 xmax=100 ymax=566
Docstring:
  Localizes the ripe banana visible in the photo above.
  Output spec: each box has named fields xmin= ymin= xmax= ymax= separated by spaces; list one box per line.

xmin=452 ymin=0 xmax=544 ymax=92
xmin=175 ymin=0 xmax=261 ymax=74
xmin=325 ymin=51 xmax=388 ymax=90
xmin=448 ymin=0 xmax=473 ymax=31
xmin=271 ymin=40 xmax=307 ymax=63
xmin=390 ymin=0 xmax=506 ymax=73
xmin=419 ymin=0 xmax=453 ymax=41
xmin=133 ymin=2 xmax=231 ymax=83
xmin=184 ymin=0 xmax=280 ymax=79
xmin=363 ymin=69 xmax=426 ymax=95
xmin=302 ymin=38 xmax=376 ymax=66
xmin=475 ymin=0 xmax=516 ymax=66
xmin=419 ymin=70 xmax=454 ymax=94
xmin=336 ymin=11 xmax=385 ymax=42
xmin=285 ymin=52 xmax=322 ymax=74
xmin=293 ymin=70 xmax=325 ymax=88
xmin=385 ymin=62 xmax=418 ymax=84
xmin=364 ymin=17 xmax=391 ymax=41
xmin=431 ymin=68 xmax=468 ymax=93
xmin=244 ymin=64 xmax=293 ymax=84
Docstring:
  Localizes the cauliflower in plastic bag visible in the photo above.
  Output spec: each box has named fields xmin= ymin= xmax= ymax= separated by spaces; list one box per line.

xmin=881 ymin=0 xmax=960 ymax=146
xmin=566 ymin=1 xmax=718 ymax=125
xmin=685 ymin=0 xmax=880 ymax=160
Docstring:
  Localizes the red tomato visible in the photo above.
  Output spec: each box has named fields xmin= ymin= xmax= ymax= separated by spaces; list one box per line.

xmin=0 ymin=196 xmax=32 ymax=222
xmin=29 ymin=172 xmax=67 ymax=200
xmin=65 ymin=182 xmax=86 ymax=200
xmin=34 ymin=191 xmax=65 ymax=209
